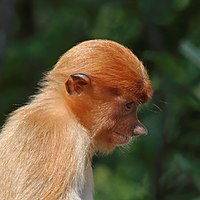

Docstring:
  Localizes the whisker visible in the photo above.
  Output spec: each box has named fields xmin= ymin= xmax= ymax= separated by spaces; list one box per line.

xmin=153 ymin=103 xmax=162 ymax=112
xmin=158 ymin=100 xmax=168 ymax=105
xmin=145 ymin=103 xmax=163 ymax=113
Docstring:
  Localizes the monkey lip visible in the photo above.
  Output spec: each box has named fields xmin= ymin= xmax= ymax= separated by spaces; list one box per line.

xmin=111 ymin=132 xmax=132 ymax=145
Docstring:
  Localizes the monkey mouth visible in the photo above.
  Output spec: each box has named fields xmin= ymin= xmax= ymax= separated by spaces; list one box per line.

xmin=111 ymin=132 xmax=132 ymax=145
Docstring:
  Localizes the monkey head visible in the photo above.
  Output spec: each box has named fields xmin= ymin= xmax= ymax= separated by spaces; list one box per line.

xmin=49 ymin=40 xmax=152 ymax=152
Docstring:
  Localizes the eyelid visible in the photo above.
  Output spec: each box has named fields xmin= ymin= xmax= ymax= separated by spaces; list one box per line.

xmin=125 ymin=101 xmax=134 ymax=109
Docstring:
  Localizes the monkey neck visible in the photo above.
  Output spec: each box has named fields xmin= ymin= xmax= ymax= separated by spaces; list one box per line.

xmin=31 ymin=86 xmax=96 ymax=156
xmin=1 ymin=87 xmax=94 ymax=199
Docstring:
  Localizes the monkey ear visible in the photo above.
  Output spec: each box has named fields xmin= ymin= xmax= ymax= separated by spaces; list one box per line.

xmin=65 ymin=73 xmax=91 ymax=95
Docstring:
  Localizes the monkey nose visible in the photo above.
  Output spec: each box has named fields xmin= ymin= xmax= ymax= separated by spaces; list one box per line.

xmin=132 ymin=122 xmax=148 ymax=136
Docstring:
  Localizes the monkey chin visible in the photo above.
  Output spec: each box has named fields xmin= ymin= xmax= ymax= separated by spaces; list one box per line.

xmin=111 ymin=132 xmax=132 ymax=146
xmin=94 ymin=132 xmax=134 ymax=153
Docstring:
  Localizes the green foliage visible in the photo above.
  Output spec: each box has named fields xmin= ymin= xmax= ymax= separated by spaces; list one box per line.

xmin=0 ymin=0 xmax=200 ymax=199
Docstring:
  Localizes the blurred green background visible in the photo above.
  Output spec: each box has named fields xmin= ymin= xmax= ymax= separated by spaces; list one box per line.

xmin=0 ymin=0 xmax=200 ymax=199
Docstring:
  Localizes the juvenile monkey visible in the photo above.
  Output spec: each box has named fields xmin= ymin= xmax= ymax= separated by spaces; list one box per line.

xmin=0 ymin=40 xmax=152 ymax=200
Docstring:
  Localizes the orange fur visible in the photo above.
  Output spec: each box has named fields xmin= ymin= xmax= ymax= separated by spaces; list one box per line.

xmin=0 ymin=40 xmax=152 ymax=200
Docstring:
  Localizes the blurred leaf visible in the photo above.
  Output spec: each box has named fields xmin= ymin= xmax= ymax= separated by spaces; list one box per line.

xmin=92 ymin=5 xmax=142 ymax=43
xmin=180 ymin=40 xmax=200 ymax=69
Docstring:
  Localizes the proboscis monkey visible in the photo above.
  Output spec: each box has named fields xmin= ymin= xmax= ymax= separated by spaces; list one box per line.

xmin=0 ymin=40 xmax=152 ymax=200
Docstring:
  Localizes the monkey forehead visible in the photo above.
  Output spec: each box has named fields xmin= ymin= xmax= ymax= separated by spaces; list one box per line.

xmin=110 ymin=78 xmax=152 ymax=103
xmin=89 ymin=58 xmax=152 ymax=101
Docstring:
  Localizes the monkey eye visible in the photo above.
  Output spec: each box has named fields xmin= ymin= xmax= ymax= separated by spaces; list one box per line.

xmin=125 ymin=101 xmax=134 ymax=110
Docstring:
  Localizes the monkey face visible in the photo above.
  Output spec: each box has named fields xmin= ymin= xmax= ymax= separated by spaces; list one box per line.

xmin=108 ymin=101 xmax=147 ymax=146
xmin=65 ymin=73 xmax=152 ymax=152
xmin=90 ymin=95 xmax=149 ymax=152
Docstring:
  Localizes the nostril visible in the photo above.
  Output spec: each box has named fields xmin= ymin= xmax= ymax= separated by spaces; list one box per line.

xmin=132 ymin=124 xmax=148 ymax=136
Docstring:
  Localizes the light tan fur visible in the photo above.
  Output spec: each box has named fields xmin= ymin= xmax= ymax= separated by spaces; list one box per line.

xmin=0 ymin=88 xmax=92 ymax=199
